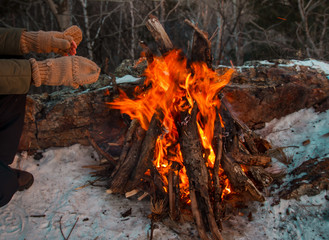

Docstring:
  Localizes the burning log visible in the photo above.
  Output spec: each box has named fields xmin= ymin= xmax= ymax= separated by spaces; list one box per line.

xmin=180 ymin=104 xmax=223 ymax=240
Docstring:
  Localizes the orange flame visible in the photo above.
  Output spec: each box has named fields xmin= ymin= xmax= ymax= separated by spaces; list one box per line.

xmin=221 ymin=178 xmax=232 ymax=199
xmin=108 ymin=49 xmax=234 ymax=203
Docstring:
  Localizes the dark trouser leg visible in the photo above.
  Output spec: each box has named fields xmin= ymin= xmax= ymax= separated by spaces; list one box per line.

xmin=0 ymin=94 xmax=27 ymax=207
xmin=0 ymin=164 xmax=18 ymax=207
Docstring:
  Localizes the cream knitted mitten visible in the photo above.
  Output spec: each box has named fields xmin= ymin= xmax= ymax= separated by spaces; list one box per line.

xmin=29 ymin=56 xmax=100 ymax=88
xmin=20 ymin=26 xmax=82 ymax=55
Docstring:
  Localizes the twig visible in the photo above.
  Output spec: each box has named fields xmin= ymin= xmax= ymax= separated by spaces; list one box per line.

xmin=67 ymin=217 xmax=79 ymax=240
xmin=87 ymin=131 xmax=117 ymax=167
xmin=59 ymin=216 xmax=79 ymax=240
xmin=209 ymin=26 xmax=219 ymax=42
xmin=59 ymin=216 xmax=66 ymax=240
xmin=150 ymin=218 xmax=154 ymax=240
xmin=30 ymin=214 xmax=46 ymax=218
xmin=75 ymin=177 xmax=106 ymax=190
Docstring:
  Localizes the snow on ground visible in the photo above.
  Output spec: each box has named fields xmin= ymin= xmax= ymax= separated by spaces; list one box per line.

xmin=0 ymin=144 xmax=196 ymax=240
xmin=1 ymin=107 xmax=327 ymax=240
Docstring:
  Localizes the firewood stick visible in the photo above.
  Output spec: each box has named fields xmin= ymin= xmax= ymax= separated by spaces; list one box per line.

xmin=127 ymin=108 xmax=164 ymax=190
xmin=174 ymin=168 xmax=180 ymax=216
xmin=243 ymin=133 xmax=260 ymax=154
xmin=119 ymin=119 xmax=139 ymax=162
xmin=213 ymin=115 xmax=223 ymax=227
xmin=108 ymin=124 xmax=146 ymax=193
xmin=184 ymin=19 xmax=212 ymax=68
xmin=189 ymin=189 xmax=210 ymax=240
xmin=221 ymin=99 xmax=253 ymax=135
xmin=125 ymin=189 xmax=140 ymax=198
xmin=87 ymin=132 xmax=116 ymax=166
xmin=150 ymin=164 xmax=168 ymax=201
xmin=138 ymin=192 xmax=149 ymax=201
xmin=184 ymin=19 xmax=210 ymax=44
xmin=145 ymin=14 xmax=173 ymax=53
xmin=180 ymin=104 xmax=223 ymax=240
xmin=232 ymin=152 xmax=271 ymax=167
xmin=238 ymin=140 xmax=251 ymax=155
xmin=168 ymin=162 xmax=180 ymax=221
xmin=221 ymin=100 xmax=262 ymax=154
xmin=249 ymin=166 xmax=273 ymax=187
xmin=168 ymin=169 xmax=175 ymax=220
xmin=222 ymin=153 xmax=265 ymax=202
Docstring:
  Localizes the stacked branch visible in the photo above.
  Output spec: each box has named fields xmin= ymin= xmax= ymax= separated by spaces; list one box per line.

xmin=179 ymin=104 xmax=223 ymax=240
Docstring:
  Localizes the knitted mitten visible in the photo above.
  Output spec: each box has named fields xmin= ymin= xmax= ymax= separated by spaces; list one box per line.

xmin=20 ymin=26 xmax=82 ymax=55
xmin=29 ymin=56 xmax=100 ymax=88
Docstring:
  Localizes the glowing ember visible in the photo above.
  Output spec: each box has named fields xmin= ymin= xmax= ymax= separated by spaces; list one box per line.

xmin=108 ymin=49 xmax=235 ymax=202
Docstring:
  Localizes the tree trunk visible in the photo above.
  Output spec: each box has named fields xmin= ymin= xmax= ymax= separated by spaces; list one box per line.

xmin=46 ymin=0 xmax=71 ymax=31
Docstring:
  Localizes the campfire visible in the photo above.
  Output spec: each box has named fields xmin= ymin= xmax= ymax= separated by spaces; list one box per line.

xmin=99 ymin=15 xmax=274 ymax=240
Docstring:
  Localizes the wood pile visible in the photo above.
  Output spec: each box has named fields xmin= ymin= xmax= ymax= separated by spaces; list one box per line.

xmin=101 ymin=15 xmax=274 ymax=240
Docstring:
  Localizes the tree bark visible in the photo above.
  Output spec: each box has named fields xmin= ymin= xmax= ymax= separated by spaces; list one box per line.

xmin=180 ymin=104 xmax=223 ymax=240
xmin=126 ymin=108 xmax=165 ymax=191
xmin=145 ymin=14 xmax=173 ymax=54
xmin=221 ymin=153 xmax=265 ymax=202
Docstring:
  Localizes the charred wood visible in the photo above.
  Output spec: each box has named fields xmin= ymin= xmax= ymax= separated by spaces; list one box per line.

xmin=179 ymin=104 xmax=223 ymax=240
xmin=232 ymin=152 xmax=271 ymax=167
xmin=126 ymin=108 xmax=164 ymax=191
xmin=222 ymin=153 xmax=265 ymax=202
xmin=145 ymin=15 xmax=173 ymax=54
xmin=184 ymin=19 xmax=212 ymax=68
xmin=108 ymin=121 xmax=146 ymax=193
xmin=212 ymin=111 xmax=224 ymax=228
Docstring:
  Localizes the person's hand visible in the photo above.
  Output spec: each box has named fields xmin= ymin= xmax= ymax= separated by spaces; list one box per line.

xmin=20 ymin=26 xmax=82 ymax=56
xmin=29 ymin=56 xmax=100 ymax=88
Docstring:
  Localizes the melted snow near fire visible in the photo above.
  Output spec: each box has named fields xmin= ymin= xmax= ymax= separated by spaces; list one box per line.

xmin=0 ymin=60 xmax=328 ymax=240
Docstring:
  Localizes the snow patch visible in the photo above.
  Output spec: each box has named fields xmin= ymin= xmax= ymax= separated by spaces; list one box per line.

xmin=116 ymin=75 xmax=141 ymax=84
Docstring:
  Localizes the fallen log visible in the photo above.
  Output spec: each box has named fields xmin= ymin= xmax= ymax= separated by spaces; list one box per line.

xmin=19 ymin=63 xmax=329 ymax=153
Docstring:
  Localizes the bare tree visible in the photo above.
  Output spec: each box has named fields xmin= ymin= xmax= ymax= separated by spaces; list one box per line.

xmin=46 ymin=0 xmax=71 ymax=31
xmin=296 ymin=0 xmax=329 ymax=59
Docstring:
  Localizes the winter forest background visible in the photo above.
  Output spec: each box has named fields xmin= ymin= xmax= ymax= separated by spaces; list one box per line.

xmin=1 ymin=0 xmax=328 ymax=72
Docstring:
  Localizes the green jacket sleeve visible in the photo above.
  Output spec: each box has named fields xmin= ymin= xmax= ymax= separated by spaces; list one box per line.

xmin=0 ymin=28 xmax=31 ymax=94
xmin=0 ymin=28 xmax=24 ymax=55
xmin=0 ymin=59 xmax=32 ymax=94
